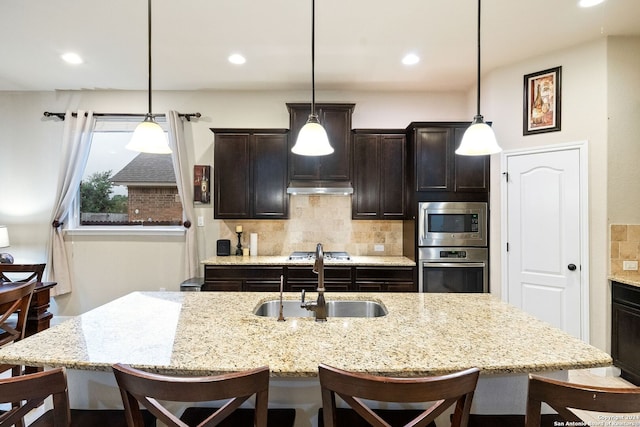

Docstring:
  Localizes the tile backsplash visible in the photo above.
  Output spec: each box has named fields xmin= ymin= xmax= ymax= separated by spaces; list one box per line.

xmin=218 ymin=195 xmax=403 ymax=256
xmin=610 ymin=224 xmax=640 ymax=279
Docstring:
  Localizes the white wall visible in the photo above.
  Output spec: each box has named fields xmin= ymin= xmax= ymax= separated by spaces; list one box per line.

xmin=482 ymin=38 xmax=610 ymax=350
xmin=0 ymin=89 xmax=468 ymax=316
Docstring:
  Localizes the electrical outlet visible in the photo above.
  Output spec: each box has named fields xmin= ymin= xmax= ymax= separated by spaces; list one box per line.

xmin=374 ymin=244 xmax=384 ymax=252
xmin=623 ymin=260 xmax=638 ymax=271
xmin=197 ymin=216 xmax=204 ymax=227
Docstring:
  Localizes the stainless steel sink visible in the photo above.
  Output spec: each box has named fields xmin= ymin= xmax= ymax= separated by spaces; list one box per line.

xmin=254 ymin=300 xmax=388 ymax=318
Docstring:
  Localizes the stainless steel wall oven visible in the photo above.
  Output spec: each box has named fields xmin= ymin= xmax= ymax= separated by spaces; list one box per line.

xmin=418 ymin=202 xmax=488 ymax=293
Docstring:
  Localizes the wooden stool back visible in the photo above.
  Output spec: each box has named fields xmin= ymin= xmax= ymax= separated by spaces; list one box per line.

xmin=0 ymin=367 xmax=70 ymax=427
xmin=112 ymin=363 xmax=270 ymax=427
xmin=0 ymin=281 xmax=35 ymax=347
xmin=318 ymin=364 xmax=480 ymax=427
xmin=525 ymin=374 xmax=640 ymax=426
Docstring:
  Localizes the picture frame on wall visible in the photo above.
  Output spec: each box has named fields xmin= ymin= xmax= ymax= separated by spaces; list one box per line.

xmin=194 ymin=165 xmax=210 ymax=204
xmin=523 ymin=66 xmax=562 ymax=135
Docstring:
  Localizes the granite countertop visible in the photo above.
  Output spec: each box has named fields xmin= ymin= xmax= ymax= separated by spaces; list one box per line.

xmin=0 ymin=292 xmax=610 ymax=377
xmin=610 ymin=275 xmax=640 ymax=288
xmin=202 ymin=255 xmax=416 ymax=267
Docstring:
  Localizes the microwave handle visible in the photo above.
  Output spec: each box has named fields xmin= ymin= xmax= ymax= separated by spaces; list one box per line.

xmin=422 ymin=262 xmax=486 ymax=268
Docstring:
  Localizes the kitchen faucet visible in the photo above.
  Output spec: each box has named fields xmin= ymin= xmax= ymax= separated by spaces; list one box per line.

xmin=301 ymin=243 xmax=327 ymax=321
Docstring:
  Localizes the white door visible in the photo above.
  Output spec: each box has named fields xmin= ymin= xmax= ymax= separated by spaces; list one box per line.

xmin=502 ymin=144 xmax=588 ymax=340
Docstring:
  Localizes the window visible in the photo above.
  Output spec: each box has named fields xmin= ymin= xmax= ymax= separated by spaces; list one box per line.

xmin=74 ymin=118 xmax=183 ymax=228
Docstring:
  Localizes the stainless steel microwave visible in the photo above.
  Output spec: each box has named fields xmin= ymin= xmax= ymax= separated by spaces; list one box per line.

xmin=418 ymin=202 xmax=487 ymax=247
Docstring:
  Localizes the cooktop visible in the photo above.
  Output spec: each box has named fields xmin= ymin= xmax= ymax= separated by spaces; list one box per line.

xmin=288 ymin=251 xmax=351 ymax=261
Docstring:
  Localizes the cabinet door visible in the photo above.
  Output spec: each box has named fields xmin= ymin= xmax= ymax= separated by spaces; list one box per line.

xmin=352 ymin=134 xmax=380 ymax=218
xmin=214 ymin=134 xmax=251 ymax=218
xmin=453 ymin=127 xmax=490 ymax=192
xmin=415 ymin=128 xmax=452 ymax=191
xmin=287 ymin=103 xmax=354 ymax=181
xmin=380 ymin=135 xmax=406 ymax=218
xmin=252 ymin=133 xmax=289 ymax=218
xmin=318 ymin=106 xmax=352 ymax=180
xmin=612 ymin=302 xmax=640 ymax=385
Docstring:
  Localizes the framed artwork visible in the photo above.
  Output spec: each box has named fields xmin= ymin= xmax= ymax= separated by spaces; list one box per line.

xmin=523 ymin=66 xmax=562 ymax=135
xmin=194 ymin=165 xmax=210 ymax=204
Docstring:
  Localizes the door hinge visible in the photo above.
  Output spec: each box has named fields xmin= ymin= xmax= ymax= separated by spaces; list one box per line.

xmin=506 ymin=242 xmax=510 ymax=252
xmin=502 ymin=171 xmax=510 ymax=182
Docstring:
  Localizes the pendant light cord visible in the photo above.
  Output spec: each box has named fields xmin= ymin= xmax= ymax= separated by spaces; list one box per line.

xmin=147 ymin=0 xmax=153 ymax=117
xmin=311 ymin=0 xmax=316 ymax=115
xmin=475 ymin=0 xmax=481 ymax=117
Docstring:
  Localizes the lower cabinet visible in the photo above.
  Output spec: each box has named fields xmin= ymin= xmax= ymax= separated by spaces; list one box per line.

xmin=355 ymin=267 xmax=416 ymax=292
xmin=203 ymin=266 xmax=283 ymax=292
xmin=611 ymin=281 xmax=640 ymax=385
xmin=204 ymin=265 xmax=416 ymax=292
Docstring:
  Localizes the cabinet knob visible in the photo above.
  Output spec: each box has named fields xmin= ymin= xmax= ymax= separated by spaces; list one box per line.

xmin=568 ymin=264 xmax=577 ymax=271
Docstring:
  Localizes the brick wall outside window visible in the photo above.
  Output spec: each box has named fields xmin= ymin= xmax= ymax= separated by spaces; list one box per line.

xmin=128 ymin=186 xmax=182 ymax=224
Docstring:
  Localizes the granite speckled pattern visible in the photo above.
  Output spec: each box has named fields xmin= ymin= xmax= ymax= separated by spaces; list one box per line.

xmin=202 ymin=255 xmax=416 ymax=266
xmin=610 ymin=275 xmax=640 ymax=288
xmin=0 ymin=292 xmax=610 ymax=377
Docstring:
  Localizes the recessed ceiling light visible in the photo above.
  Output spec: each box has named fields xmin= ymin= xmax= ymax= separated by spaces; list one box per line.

xmin=578 ymin=0 xmax=605 ymax=7
xmin=228 ymin=54 xmax=246 ymax=65
xmin=61 ymin=52 xmax=83 ymax=65
xmin=402 ymin=53 xmax=420 ymax=66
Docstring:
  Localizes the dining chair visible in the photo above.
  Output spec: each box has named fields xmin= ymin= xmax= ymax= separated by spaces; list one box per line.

xmin=0 ymin=281 xmax=35 ymax=377
xmin=113 ymin=363 xmax=276 ymax=427
xmin=0 ymin=367 xmax=69 ymax=427
xmin=318 ymin=363 xmax=480 ymax=427
xmin=0 ymin=263 xmax=46 ymax=283
xmin=525 ymin=374 xmax=640 ymax=427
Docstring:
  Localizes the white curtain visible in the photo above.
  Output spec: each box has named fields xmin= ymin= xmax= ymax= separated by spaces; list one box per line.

xmin=167 ymin=110 xmax=199 ymax=278
xmin=46 ymin=110 xmax=95 ymax=295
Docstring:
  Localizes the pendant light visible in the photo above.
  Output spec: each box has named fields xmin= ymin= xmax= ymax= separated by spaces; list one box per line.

xmin=456 ymin=0 xmax=501 ymax=156
xmin=291 ymin=0 xmax=333 ymax=156
xmin=126 ymin=0 xmax=171 ymax=154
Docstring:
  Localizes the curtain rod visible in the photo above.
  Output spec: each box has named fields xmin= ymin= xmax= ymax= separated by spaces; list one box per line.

xmin=43 ymin=112 xmax=201 ymax=121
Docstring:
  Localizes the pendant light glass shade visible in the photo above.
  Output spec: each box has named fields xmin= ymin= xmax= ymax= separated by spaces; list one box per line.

xmin=126 ymin=115 xmax=171 ymax=154
xmin=291 ymin=114 xmax=333 ymax=156
xmin=456 ymin=0 xmax=501 ymax=156
xmin=127 ymin=0 xmax=171 ymax=154
xmin=456 ymin=115 xmax=501 ymax=156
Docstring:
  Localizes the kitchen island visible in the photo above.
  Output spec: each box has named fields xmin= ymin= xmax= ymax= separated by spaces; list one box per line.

xmin=0 ymin=291 xmax=611 ymax=426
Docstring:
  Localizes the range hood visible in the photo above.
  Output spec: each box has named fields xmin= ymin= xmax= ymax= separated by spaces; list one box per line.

xmin=286 ymin=180 xmax=353 ymax=195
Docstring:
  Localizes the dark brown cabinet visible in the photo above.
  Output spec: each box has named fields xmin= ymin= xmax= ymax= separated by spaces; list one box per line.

xmin=204 ymin=265 xmax=284 ymax=292
xmin=406 ymin=122 xmax=489 ymax=195
xmin=203 ymin=264 xmax=416 ymax=293
xmin=354 ymin=267 xmax=416 ymax=292
xmin=612 ymin=281 xmax=640 ymax=385
xmin=212 ymin=129 xmax=289 ymax=219
xmin=352 ymin=130 xmax=406 ymax=219
xmin=287 ymin=266 xmax=352 ymax=292
xmin=287 ymin=103 xmax=355 ymax=182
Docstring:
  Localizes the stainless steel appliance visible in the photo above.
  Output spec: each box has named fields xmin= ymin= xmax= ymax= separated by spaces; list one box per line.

xmin=418 ymin=202 xmax=487 ymax=247
xmin=288 ymin=251 xmax=351 ymax=261
xmin=418 ymin=247 xmax=488 ymax=293
xmin=418 ymin=202 xmax=488 ymax=293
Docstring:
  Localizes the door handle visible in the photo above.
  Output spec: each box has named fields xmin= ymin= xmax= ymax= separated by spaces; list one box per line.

xmin=568 ymin=264 xmax=577 ymax=271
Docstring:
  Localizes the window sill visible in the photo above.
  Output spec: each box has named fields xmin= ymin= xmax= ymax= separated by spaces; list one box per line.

xmin=64 ymin=226 xmax=186 ymax=237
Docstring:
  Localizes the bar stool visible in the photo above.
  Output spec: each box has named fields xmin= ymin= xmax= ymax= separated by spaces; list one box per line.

xmin=113 ymin=363 xmax=294 ymax=427
xmin=318 ymin=363 xmax=480 ymax=427
xmin=525 ymin=374 xmax=640 ymax=426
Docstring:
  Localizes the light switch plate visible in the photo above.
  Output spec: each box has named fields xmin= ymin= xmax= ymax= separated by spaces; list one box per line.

xmin=197 ymin=216 xmax=204 ymax=227
xmin=623 ymin=260 xmax=638 ymax=271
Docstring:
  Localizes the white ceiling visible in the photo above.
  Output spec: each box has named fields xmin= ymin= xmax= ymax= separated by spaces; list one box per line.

xmin=1 ymin=0 xmax=639 ymax=92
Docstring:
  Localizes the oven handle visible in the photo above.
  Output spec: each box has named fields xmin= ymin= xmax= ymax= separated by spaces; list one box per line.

xmin=422 ymin=262 xmax=486 ymax=268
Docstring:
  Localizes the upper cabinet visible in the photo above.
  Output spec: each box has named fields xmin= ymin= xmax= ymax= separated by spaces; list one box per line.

xmin=352 ymin=130 xmax=406 ymax=219
xmin=212 ymin=129 xmax=289 ymax=219
xmin=406 ymin=122 xmax=489 ymax=197
xmin=287 ymin=103 xmax=355 ymax=182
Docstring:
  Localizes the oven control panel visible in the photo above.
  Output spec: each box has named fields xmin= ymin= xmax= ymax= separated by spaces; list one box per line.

xmin=439 ymin=250 xmax=467 ymax=258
